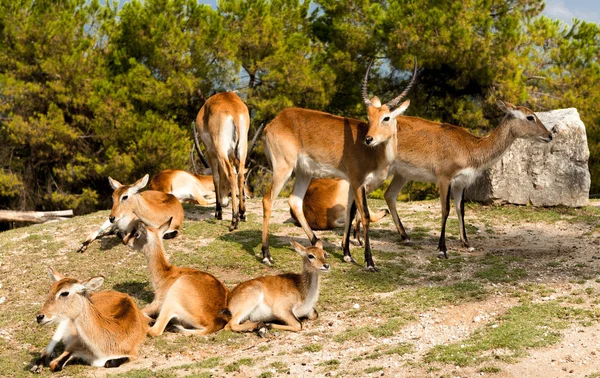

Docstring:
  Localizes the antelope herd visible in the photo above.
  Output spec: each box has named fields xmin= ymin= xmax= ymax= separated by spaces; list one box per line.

xmin=33 ymin=61 xmax=554 ymax=372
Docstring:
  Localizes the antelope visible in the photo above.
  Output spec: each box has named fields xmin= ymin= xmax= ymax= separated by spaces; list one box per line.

xmin=384 ymin=100 xmax=553 ymax=258
xmin=288 ymin=177 xmax=388 ymax=244
xmin=225 ymin=240 xmax=329 ymax=332
xmin=262 ymin=61 xmax=417 ymax=270
xmin=195 ymin=91 xmax=250 ymax=231
xmin=78 ymin=174 xmax=184 ymax=252
xmin=33 ymin=268 xmax=147 ymax=372
xmin=149 ymin=169 xmax=216 ymax=206
xmin=123 ymin=217 xmax=230 ymax=336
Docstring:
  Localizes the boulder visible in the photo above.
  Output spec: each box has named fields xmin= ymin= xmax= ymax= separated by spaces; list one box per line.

xmin=465 ymin=108 xmax=590 ymax=207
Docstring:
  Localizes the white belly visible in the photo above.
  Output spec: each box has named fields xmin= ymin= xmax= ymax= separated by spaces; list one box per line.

xmin=451 ymin=167 xmax=481 ymax=189
xmin=391 ymin=161 xmax=437 ymax=182
xmin=297 ymin=154 xmax=347 ymax=179
xmin=248 ymin=301 xmax=274 ymax=322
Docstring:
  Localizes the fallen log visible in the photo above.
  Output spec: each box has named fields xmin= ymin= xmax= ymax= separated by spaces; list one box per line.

xmin=0 ymin=210 xmax=74 ymax=223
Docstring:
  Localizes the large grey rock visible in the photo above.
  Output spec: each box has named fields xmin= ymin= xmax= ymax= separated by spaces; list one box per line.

xmin=465 ymin=108 xmax=590 ymax=207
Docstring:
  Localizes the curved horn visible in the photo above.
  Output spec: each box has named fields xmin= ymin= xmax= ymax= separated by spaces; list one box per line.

xmin=361 ymin=60 xmax=375 ymax=107
xmin=386 ymin=57 xmax=419 ymax=109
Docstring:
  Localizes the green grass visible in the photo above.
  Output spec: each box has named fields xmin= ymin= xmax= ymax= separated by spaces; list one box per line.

xmin=3 ymin=199 xmax=600 ymax=376
xmin=425 ymin=302 xmax=599 ymax=366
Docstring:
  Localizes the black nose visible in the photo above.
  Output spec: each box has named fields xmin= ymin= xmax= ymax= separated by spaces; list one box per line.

xmin=36 ymin=314 xmax=45 ymax=324
xmin=365 ymin=136 xmax=373 ymax=145
xmin=548 ymin=134 xmax=553 ymax=141
xmin=323 ymin=264 xmax=330 ymax=270
xmin=109 ymin=216 xmax=115 ymax=223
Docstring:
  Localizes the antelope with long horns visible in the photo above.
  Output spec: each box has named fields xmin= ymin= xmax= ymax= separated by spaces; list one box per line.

xmin=195 ymin=92 xmax=250 ymax=231
xmin=384 ymin=101 xmax=553 ymax=257
xmin=261 ymin=60 xmax=417 ymax=270
xmin=33 ymin=268 xmax=147 ymax=372
xmin=78 ymin=174 xmax=184 ymax=252
xmin=123 ymin=217 xmax=230 ymax=336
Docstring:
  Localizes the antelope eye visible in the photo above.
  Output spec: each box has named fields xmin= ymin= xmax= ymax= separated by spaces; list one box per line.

xmin=308 ymin=254 xmax=315 ymax=260
xmin=121 ymin=195 xmax=128 ymax=201
xmin=383 ymin=116 xmax=390 ymax=122
xmin=526 ymin=115 xmax=535 ymax=121
xmin=59 ymin=292 xmax=69 ymax=297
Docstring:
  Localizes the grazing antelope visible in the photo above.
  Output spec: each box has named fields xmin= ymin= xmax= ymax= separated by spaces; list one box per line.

xmin=288 ymin=177 xmax=388 ymax=245
xmin=34 ymin=268 xmax=147 ymax=372
xmin=123 ymin=217 xmax=229 ymax=336
xmin=77 ymin=174 xmax=184 ymax=252
xmin=262 ymin=61 xmax=417 ymax=270
xmin=196 ymin=92 xmax=250 ymax=231
xmin=149 ymin=169 xmax=216 ymax=206
xmin=225 ymin=240 xmax=329 ymax=332
xmin=384 ymin=101 xmax=553 ymax=258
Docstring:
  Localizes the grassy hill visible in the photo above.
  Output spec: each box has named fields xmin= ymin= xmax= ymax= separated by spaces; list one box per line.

xmin=2 ymin=198 xmax=600 ymax=377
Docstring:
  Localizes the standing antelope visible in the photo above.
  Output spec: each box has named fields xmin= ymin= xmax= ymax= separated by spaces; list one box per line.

xmin=225 ymin=240 xmax=329 ymax=332
xmin=34 ymin=268 xmax=147 ymax=372
xmin=196 ymin=92 xmax=250 ymax=231
xmin=384 ymin=101 xmax=553 ymax=258
xmin=123 ymin=217 xmax=230 ymax=336
xmin=78 ymin=174 xmax=184 ymax=252
xmin=262 ymin=62 xmax=417 ymax=270
xmin=149 ymin=169 xmax=216 ymax=206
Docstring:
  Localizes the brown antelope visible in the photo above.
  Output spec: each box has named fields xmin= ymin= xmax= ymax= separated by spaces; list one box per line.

xmin=123 ymin=217 xmax=230 ymax=336
xmin=384 ymin=101 xmax=553 ymax=258
xmin=262 ymin=61 xmax=417 ymax=270
xmin=78 ymin=174 xmax=184 ymax=252
xmin=225 ymin=240 xmax=329 ymax=332
xmin=196 ymin=92 xmax=250 ymax=231
xmin=288 ymin=177 xmax=388 ymax=245
xmin=34 ymin=268 xmax=147 ymax=372
xmin=149 ymin=169 xmax=216 ymax=206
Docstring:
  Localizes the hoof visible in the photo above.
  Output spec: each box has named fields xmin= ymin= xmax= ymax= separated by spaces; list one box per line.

xmin=262 ymin=257 xmax=274 ymax=266
xmin=343 ymin=255 xmax=355 ymax=263
xmin=215 ymin=213 xmax=223 ymax=220
xmin=437 ymin=250 xmax=448 ymax=259
xmin=364 ymin=265 xmax=379 ymax=272
xmin=467 ymin=247 xmax=475 ymax=252
xmin=77 ymin=242 xmax=89 ymax=253
xmin=403 ymin=237 xmax=412 ymax=244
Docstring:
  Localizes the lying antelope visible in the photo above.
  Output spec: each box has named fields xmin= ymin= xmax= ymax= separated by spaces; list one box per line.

xmin=149 ymin=169 xmax=216 ymax=206
xmin=288 ymin=177 xmax=388 ymax=245
xmin=123 ymin=217 xmax=230 ymax=336
xmin=384 ymin=101 xmax=553 ymax=258
xmin=34 ymin=268 xmax=147 ymax=372
xmin=78 ymin=174 xmax=184 ymax=252
xmin=262 ymin=61 xmax=417 ymax=270
xmin=196 ymin=92 xmax=250 ymax=231
xmin=225 ymin=240 xmax=329 ymax=332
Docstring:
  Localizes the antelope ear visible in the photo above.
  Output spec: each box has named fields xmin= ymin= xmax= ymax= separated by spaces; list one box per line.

xmin=82 ymin=276 xmax=105 ymax=292
xmin=390 ymin=100 xmax=410 ymax=118
xmin=290 ymin=240 xmax=307 ymax=257
xmin=108 ymin=177 xmax=122 ymax=190
xmin=314 ymin=240 xmax=324 ymax=249
xmin=47 ymin=267 xmax=65 ymax=282
xmin=496 ymin=100 xmax=516 ymax=113
xmin=133 ymin=174 xmax=149 ymax=191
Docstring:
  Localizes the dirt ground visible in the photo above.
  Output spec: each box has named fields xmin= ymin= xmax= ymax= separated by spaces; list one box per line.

xmin=4 ymin=198 xmax=600 ymax=378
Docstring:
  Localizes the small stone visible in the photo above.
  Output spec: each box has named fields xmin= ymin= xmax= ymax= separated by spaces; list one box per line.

xmin=353 ymin=303 xmax=360 ymax=309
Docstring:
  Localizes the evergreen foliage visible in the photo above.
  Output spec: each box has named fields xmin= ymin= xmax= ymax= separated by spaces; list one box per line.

xmin=0 ymin=0 xmax=598 ymax=212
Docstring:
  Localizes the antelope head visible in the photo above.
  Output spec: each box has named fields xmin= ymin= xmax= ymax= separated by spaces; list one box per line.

xmin=108 ymin=174 xmax=149 ymax=225
xmin=362 ymin=60 xmax=417 ymax=146
xmin=497 ymin=101 xmax=553 ymax=143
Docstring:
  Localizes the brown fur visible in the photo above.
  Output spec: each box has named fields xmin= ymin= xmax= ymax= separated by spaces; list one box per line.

xmin=149 ymin=169 xmax=216 ymax=206
xmin=123 ymin=218 xmax=229 ymax=337
xmin=109 ymin=174 xmax=184 ymax=237
xmin=196 ymin=92 xmax=250 ymax=231
xmin=35 ymin=269 xmax=147 ymax=371
xmin=225 ymin=241 xmax=329 ymax=332
xmin=383 ymin=101 xmax=553 ymax=257
xmin=289 ymin=178 xmax=387 ymax=231
xmin=262 ymin=98 xmax=410 ymax=270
